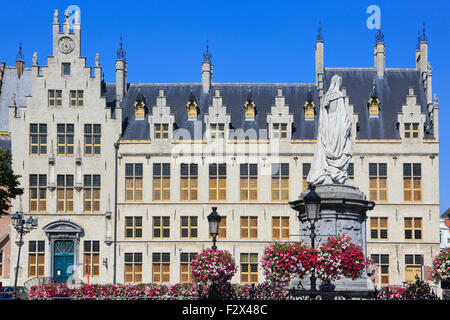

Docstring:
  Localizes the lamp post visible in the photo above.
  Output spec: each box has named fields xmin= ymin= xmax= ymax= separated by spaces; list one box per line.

xmin=207 ymin=207 xmax=221 ymax=250
xmin=11 ymin=201 xmax=38 ymax=298
xmin=304 ymin=184 xmax=321 ymax=291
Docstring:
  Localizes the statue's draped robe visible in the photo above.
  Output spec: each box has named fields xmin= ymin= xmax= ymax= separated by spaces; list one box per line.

xmin=307 ymin=76 xmax=352 ymax=185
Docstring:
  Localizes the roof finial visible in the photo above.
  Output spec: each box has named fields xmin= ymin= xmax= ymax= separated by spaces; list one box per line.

xmin=422 ymin=22 xmax=427 ymax=43
xmin=17 ymin=41 xmax=24 ymax=61
xmin=317 ymin=21 xmax=323 ymax=41
xmin=203 ymin=38 xmax=212 ymax=63
xmin=375 ymin=28 xmax=384 ymax=44
xmin=117 ymin=33 xmax=126 ymax=61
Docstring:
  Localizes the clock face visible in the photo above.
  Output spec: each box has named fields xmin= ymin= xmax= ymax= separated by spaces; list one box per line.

xmin=58 ymin=36 xmax=75 ymax=54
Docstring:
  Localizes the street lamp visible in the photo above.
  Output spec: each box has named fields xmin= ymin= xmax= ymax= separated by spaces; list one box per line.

xmin=207 ymin=207 xmax=221 ymax=250
xmin=11 ymin=199 xmax=38 ymax=298
xmin=304 ymin=184 xmax=321 ymax=291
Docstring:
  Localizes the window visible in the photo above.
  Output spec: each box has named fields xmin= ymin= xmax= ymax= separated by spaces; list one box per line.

xmin=152 ymin=216 xmax=170 ymax=239
xmin=83 ymin=241 xmax=100 ymax=277
xmin=152 ymin=253 xmax=170 ymax=283
xmin=84 ymin=175 xmax=100 ymax=212
xmin=371 ymin=254 xmax=389 ymax=285
xmin=29 ymin=123 xmax=47 ymax=155
xmin=180 ymin=216 xmax=198 ymax=239
xmin=180 ymin=163 xmax=198 ymax=201
xmin=48 ymin=90 xmax=62 ymax=107
xmin=403 ymin=163 xmax=421 ymax=202
xmin=210 ymin=123 xmax=225 ymax=140
xmin=347 ymin=163 xmax=354 ymax=181
xmin=57 ymin=124 xmax=74 ymax=156
xmin=369 ymin=163 xmax=387 ymax=201
xmin=28 ymin=240 xmax=45 ymax=277
xmin=240 ymin=217 xmax=258 ymax=239
xmin=404 ymin=123 xmax=419 ymax=139
xmin=62 ymin=63 xmax=71 ymax=76
xmin=125 ymin=163 xmax=143 ymax=202
xmin=218 ymin=217 xmax=227 ymax=239
xmin=244 ymin=100 xmax=256 ymax=120
xmin=57 ymin=175 xmax=74 ymax=213
xmin=154 ymin=123 xmax=169 ymax=140
xmin=240 ymin=164 xmax=258 ymax=201
xmin=302 ymin=163 xmax=311 ymax=192
xmin=209 ymin=163 xmax=226 ymax=201
xmin=272 ymin=163 xmax=289 ymax=201
xmin=153 ymin=163 xmax=170 ymax=201
xmin=241 ymin=253 xmax=258 ymax=284
xmin=29 ymin=174 xmax=46 ymax=212
xmin=84 ymin=124 xmax=101 ymax=155
xmin=404 ymin=218 xmax=422 ymax=240
xmin=272 ymin=217 xmax=289 ymax=240
xmin=405 ymin=254 xmax=423 ymax=282
xmin=272 ymin=123 xmax=288 ymax=139
xmin=370 ymin=217 xmax=388 ymax=239
xmin=70 ymin=90 xmax=84 ymax=107
xmin=124 ymin=253 xmax=142 ymax=284
xmin=180 ymin=253 xmax=196 ymax=283
xmin=125 ymin=216 xmax=143 ymax=239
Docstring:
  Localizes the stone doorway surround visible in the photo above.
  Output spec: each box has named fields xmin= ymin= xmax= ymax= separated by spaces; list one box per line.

xmin=42 ymin=220 xmax=84 ymax=281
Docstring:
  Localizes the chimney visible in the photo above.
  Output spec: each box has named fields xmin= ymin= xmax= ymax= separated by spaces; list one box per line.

xmin=115 ymin=34 xmax=127 ymax=107
xmin=16 ymin=41 xmax=25 ymax=79
xmin=315 ymin=22 xmax=324 ymax=98
xmin=202 ymin=40 xmax=213 ymax=93
xmin=374 ymin=29 xmax=385 ymax=77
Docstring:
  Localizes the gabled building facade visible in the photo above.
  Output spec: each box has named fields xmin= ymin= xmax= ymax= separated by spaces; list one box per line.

xmin=2 ymin=8 xmax=440 ymax=289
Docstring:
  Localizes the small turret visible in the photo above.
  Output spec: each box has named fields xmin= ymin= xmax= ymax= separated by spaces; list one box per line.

xmin=202 ymin=39 xmax=213 ymax=93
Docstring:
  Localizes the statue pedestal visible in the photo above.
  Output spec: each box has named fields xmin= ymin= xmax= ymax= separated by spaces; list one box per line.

xmin=289 ymin=184 xmax=376 ymax=292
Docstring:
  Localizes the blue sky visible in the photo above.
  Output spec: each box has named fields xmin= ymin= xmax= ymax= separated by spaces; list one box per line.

xmin=1 ymin=0 xmax=449 ymax=213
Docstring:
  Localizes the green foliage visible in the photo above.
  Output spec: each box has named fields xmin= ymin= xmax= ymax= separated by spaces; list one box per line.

xmin=0 ymin=149 xmax=23 ymax=215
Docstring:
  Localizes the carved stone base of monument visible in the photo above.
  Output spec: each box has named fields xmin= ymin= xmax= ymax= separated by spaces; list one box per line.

xmin=289 ymin=184 xmax=376 ymax=293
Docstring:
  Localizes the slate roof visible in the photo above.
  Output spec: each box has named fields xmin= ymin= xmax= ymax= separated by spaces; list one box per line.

xmin=0 ymin=137 xmax=11 ymax=151
xmin=110 ymin=67 xmax=432 ymax=141
xmin=107 ymin=83 xmax=320 ymax=140
xmin=324 ymin=68 xmax=432 ymax=139
xmin=0 ymin=67 xmax=32 ymax=132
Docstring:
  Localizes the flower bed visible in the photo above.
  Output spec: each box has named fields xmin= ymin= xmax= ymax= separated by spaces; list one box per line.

xmin=29 ymin=283 xmax=179 ymax=300
xmin=377 ymin=278 xmax=439 ymax=300
xmin=191 ymin=249 xmax=237 ymax=284
xmin=432 ymin=247 xmax=450 ymax=284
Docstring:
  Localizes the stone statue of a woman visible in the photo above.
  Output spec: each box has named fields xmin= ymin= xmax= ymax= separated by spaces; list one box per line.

xmin=307 ymin=74 xmax=352 ymax=185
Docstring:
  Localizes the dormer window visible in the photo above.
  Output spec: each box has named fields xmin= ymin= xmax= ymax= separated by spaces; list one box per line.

xmin=134 ymin=100 xmax=146 ymax=119
xmin=154 ymin=124 xmax=169 ymax=140
xmin=368 ymin=97 xmax=380 ymax=117
xmin=304 ymin=100 xmax=315 ymax=120
xmin=244 ymin=100 xmax=256 ymax=120
xmin=404 ymin=123 xmax=419 ymax=139
xmin=273 ymin=123 xmax=288 ymax=139
xmin=134 ymin=89 xmax=146 ymax=119
xmin=210 ymin=123 xmax=225 ymax=140
xmin=186 ymin=92 xmax=198 ymax=120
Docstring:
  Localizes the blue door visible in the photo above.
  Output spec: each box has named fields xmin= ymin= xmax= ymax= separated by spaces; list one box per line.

xmin=53 ymin=240 xmax=74 ymax=283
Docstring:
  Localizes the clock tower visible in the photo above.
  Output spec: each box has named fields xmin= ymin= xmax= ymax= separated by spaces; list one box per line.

xmin=52 ymin=9 xmax=81 ymax=60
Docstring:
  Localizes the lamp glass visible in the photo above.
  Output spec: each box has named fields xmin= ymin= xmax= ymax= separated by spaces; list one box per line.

xmin=207 ymin=207 xmax=221 ymax=236
xmin=11 ymin=212 xmax=21 ymax=228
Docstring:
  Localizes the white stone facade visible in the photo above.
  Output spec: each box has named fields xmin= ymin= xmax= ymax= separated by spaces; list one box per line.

xmin=4 ymin=9 xmax=440 ymax=290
